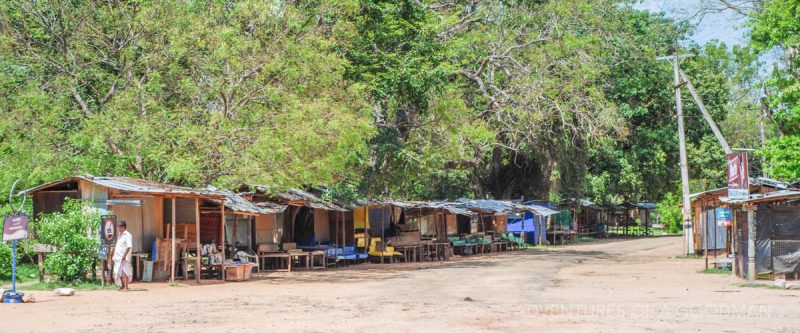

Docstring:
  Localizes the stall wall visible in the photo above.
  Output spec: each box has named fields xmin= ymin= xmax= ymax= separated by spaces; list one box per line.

xmin=701 ymin=208 xmax=727 ymax=250
xmin=255 ymin=213 xmax=280 ymax=245
xmin=446 ymin=214 xmax=457 ymax=236
xmin=314 ymin=208 xmax=330 ymax=243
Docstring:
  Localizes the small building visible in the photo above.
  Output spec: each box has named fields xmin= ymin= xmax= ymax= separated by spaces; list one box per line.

xmin=507 ymin=202 xmax=559 ymax=245
xmin=689 ymin=178 xmax=795 ymax=255
xmin=455 ymin=199 xmax=513 ymax=234
xmin=723 ymin=190 xmax=800 ymax=280
xmin=209 ymin=188 xmax=285 ymax=254
xmin=22 ymin=176 xmax=232 ymax=282
xmin=240 ymin=187 xmax=351 ymax=250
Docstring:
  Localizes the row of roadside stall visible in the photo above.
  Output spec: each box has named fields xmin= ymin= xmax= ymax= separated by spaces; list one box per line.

xmin=19 ymin=176 xmax=653 ymax=284
xmin=688 ymin=177 xmax=800 ymax=281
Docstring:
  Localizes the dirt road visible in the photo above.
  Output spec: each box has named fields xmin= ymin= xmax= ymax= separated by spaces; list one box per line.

xmin=2 ymin=236 xmax=798 ymax=332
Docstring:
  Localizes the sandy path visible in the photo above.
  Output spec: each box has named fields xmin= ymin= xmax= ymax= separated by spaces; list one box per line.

xmin=1 ymin=236 xmax=798 ymax=333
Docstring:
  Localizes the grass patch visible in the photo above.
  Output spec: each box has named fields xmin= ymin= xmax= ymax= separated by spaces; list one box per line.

xmin=703 ymin=268 xmax=732 ymax=275
xmin=606 ymin=226 xmax=681 ymax=237
xmin=739 ymin=282 xmax=784 ymax=290
xmin=0 ymin=263 xmax=40 ymax=285
xmin=574 ymin=237 xmax=600 ymax=244
xmin=672 ymin=254 xmax=702 ymax=259
xmin=21 ymin=280 xmax=117 ymax=291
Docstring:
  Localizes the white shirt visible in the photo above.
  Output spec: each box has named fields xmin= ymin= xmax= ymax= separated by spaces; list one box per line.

xmin=113 ymin=230 xmax=133 ymax=263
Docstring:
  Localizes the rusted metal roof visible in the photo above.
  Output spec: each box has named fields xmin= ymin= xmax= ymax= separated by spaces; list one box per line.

xmin=206 ymin=187 xmax=284 ymax=215
xmin=456 ymin=198 xmax=515 ymax=214
xmin=244 ymin=186 xmax=348 ymax=212
xmin=21 ymin=176 xmax=226 ymax=199
xmin=690 ymin=177 xmax=798 ymax=202
xmin=721 ymin=190 xmax=800 ymax=205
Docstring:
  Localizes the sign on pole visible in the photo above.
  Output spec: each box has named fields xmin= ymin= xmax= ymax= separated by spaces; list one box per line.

xmin=98 ymin=215 xmax=117 ymax=259
xmin=716 ymin=207 xmax=732 ymax=227
xmin=727 ymin=151 xmax=749 ymax=200
xmin=2 ymin=214 xmax=29 ymax=241
xmin=101 ymin=215 xmax=117 ymax=245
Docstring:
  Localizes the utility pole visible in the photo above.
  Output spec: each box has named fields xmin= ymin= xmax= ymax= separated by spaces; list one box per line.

xmin=678 ymin=70 xmax=733 ymax=154
xmin=759 ymin=92 xmax=769 ymax=176
xmin=657 ymin=52 xmax=695 ymax=255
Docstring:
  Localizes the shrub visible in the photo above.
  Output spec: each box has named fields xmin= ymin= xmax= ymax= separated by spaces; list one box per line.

xmin=0 ymin=242 xmax=10 ymax=280
xmin=37 ymin=199 xmax=100 ymax=282
xmin=657 ymin=192 xmax=683 ymax=234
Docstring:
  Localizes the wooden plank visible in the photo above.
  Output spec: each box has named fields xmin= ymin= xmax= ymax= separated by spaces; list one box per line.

xmin=170 ymin=197 xmax=176 ymax=283
xmin=195 ymin=197 xmax=201 ymax=283
xmin=220 ymin=205 xmax=226 ymax=281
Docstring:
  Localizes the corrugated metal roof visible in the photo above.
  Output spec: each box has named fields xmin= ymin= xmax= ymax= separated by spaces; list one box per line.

xmin=246 ymin=186 xmax=348 ymax=212
xmin=720 ymin=190 xmax=800 ymax=205
xmin=456 ymin=199 xmax=562 ymax=217
xmin=690 ymin=178 xmax=797 ymax=202
xmin=456 ymin=198 xmax=515 ymax=214
xmin=522 ymin=204 xmax=560 ymax=217
xmin=206 ymin=187 xmax=284 ymax=214
xmin=21 ymin=176 xmax=226 ymax=198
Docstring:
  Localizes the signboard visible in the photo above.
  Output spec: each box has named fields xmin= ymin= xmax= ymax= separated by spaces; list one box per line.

xmin=98 ymin=215 xmax=117 ymax=259
xmin=2 ymin=214 xmax=29 ymax=241
xmin=727 ymin=152 xmax=749 ymax=200
xmin=100 ymin=215 xmax=117 ymax=245
xmin=715 ymin=208 xmax=732 ymax=227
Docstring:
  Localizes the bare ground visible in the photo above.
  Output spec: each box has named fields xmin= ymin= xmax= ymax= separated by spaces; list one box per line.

xmin=2 ymin=236 xmax=799 ymax=333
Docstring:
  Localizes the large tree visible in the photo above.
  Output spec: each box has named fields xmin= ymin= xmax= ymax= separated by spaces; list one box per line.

xmin=0 ymin=0 xmax=374 ymax=191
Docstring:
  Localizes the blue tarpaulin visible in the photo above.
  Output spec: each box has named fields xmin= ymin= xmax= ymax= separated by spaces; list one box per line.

xmin=507 ymin=210 xmax=547 ymax=245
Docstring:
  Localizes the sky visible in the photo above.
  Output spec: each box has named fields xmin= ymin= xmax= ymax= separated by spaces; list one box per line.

xmin=634 ymin=0 xmax=750 ymax=47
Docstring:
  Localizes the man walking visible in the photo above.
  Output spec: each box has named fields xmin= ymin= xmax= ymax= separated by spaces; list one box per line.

xmin=111 ymin=220 xmax=133 ymax=291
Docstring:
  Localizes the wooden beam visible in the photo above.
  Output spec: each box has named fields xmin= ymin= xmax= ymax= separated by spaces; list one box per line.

xmin=233 ymin=214 xmax=239 ymax=253
xmin=170 ymin=197 xmax=176 ymax=283
xmin=195 ymin=197 xmax=201 ymax=283
xmin=220 ymin=204 xmax=226 ymax=281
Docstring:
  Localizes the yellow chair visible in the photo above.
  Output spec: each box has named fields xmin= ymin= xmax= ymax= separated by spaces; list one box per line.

xmin=355 ymin=232 xmax=367 ymax=248
xmin=368 ymin=238 xmax=403 ymax=263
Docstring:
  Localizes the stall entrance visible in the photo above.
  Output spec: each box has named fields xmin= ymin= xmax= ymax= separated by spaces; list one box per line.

xmin=285 ymin=206 xmax=315 ymax=246
xmin=456 ymin=215 xmax=471 ymax=235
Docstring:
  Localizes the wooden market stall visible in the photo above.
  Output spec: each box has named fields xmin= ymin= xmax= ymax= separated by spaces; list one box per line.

xmin=240 ymin=186 xmax=350 ymax=270
xmin=22 ymin=176 xmax=227 ymax=283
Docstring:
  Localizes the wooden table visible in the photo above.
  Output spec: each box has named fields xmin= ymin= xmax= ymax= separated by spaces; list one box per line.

xmin=394 ymin=245 xmax=420 ymax=263
xmin=491 ymin=241 xmax=508 ymax=253
xmin=309 ymin=251 xmax=326 ymax=269
xmin=458 ymin=243 xmax=477 ymax=256
xmin=259 ymin=252 xmax=311 ymax=272
xmin=421 ymin=243 xmax=449 ymax=261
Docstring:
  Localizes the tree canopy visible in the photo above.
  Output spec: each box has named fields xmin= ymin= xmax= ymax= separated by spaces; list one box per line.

xmin=0 ymin=0 xmax=784 ymax=205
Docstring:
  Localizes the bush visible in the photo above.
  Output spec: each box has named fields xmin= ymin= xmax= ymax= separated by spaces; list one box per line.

xmin=37 ymin=199 xmax=100 ymax=282
xmin=657 ymin=192 xmax=683 ymax=234
xmin=0 ymin=242 xmax=11 ymax=280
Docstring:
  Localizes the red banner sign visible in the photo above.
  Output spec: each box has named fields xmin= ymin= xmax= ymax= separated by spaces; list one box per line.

xmin=727 ymin=152 xmax=749 ymax=200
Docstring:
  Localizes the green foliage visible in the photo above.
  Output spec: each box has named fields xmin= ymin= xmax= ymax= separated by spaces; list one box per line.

xmin=749 ymin=0 xmax=800 ymax=181
xmin=0 ymin=0 xmax=374 ymax=191
xmin=656 ymin=192 xmax=683 ymax=234
xmin=758 ymin=135 xmax=800 ymax=180
xmin=37 ymin=199 xmax=100 ymax=282
xmin=0 ymin=0 xmax=778 ymax=205
xmin=0 ymin=263 xmax=39 ymax=284
xmin=0 ymin=242 xmax=10 ymax=280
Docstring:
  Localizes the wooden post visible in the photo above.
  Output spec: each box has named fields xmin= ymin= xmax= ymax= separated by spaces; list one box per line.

xmin=341 ymin=211 xmax=347 ymax=267
xmin=233 ymin=214 xmax=239 ymax=252
xmin=170 ymin=197 xmax=177 ymax=283
xmin=195 ymin=197 xmax=201 ymax=283
xmin=220 ymin=204 xmax=226 ymax=281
